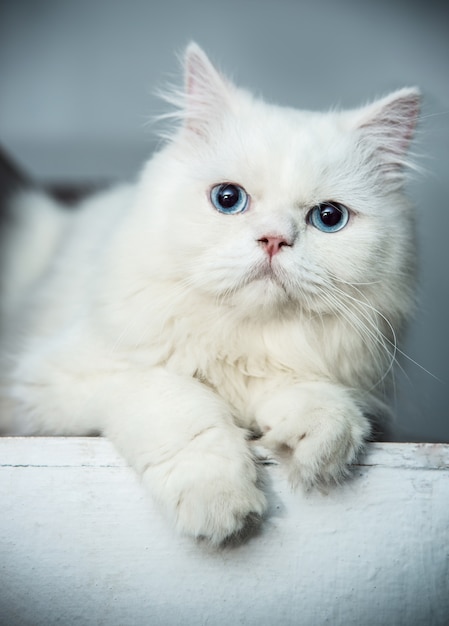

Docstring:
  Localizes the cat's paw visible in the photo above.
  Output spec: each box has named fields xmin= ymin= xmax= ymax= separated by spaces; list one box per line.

xmin=256 ymin=383 xmax=370 ymax=489
xmin=143 ymin=430 xmax=267 ymax=544
xmin=173 ymin=467 xmax=266 ymax=545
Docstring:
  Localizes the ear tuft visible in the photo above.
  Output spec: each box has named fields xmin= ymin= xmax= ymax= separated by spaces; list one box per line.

xmin=353 ymin=87 xmax=421 ymax=184
xmin=184 ymin=43 xmax=220 ymax=96
xmin=182 ymin=42 xmax=234 ymax=137
xmin=357 ymin=87 xmax=421 ymax=152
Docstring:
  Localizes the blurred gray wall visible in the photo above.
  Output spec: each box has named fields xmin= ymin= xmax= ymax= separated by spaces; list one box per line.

xmin=0 ymin=0 xmax=448 ymax=441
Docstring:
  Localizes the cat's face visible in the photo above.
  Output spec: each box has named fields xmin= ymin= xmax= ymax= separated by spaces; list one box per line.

xmin=141 ymin=44 xmax=419 ymax=319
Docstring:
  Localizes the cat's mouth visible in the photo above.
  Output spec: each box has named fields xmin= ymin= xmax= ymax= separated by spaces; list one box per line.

xmin=250 ymin=261 xmax=289 ymax=291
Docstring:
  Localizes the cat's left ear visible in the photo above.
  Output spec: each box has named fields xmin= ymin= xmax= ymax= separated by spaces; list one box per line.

xmin=182 ymin=43 xmax=236 ymax=138
xmin=350 ymin=87 xmax=421 ymax=180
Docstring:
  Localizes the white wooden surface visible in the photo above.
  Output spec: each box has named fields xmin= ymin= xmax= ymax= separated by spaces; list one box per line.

xmin=1 ymin=438 xmax=448 ymax=626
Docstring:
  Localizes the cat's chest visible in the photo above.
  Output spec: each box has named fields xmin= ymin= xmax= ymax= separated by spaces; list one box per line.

xmin=162 ymin=316 xmax=325 ymax=414
xmin=168 ymin=342 xmax=283 ymax=419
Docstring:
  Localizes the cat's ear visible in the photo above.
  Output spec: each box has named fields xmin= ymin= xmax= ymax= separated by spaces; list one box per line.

xmin=182 ymin=43 xmax=235 ymax=138
xmin=350 ymin=87 xmax=421 ymax=182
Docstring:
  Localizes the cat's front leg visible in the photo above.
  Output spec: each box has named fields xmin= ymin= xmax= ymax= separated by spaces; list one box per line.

xmin=104 ymin=369 xmax=267 ymax=543
xmin=251 ymin=381 xmax=371 ymax=489
xmin=5 ymin=346 xmax=266 ymax=542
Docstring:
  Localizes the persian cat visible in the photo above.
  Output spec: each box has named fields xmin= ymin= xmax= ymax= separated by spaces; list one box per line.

xmin=0 ymin=44 xmax=420 ymax=543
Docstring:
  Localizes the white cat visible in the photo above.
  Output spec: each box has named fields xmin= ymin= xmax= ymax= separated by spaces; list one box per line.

xmin=0 ymin=43 xmax=420 ymax=543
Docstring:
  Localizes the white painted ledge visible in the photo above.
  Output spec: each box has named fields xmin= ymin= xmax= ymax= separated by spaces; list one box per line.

xmin=1 ymin=438 xmax=448 ymax=626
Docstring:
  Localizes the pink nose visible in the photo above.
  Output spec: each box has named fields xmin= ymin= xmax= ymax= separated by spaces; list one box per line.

xmin=257 ymin=235 xmax=292 ymax=259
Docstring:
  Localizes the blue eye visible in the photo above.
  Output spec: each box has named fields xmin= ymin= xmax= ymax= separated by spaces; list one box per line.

xmin=308 ymin=202 xmax=350 ymax=233
xmin=210 ymin=183 xmax=249 ymax=215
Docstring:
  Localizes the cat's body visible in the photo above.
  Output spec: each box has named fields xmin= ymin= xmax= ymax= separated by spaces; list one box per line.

xmin=0 ymin=44 xmax=420 ymax=543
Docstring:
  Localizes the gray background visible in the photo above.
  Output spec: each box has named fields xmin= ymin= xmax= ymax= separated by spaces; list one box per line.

xmin=0 ymin=0 xmax=447 ymax=441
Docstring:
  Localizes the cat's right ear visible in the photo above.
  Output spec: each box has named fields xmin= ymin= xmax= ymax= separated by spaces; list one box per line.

xmin=182 ymin=43 xmax=235 ymax=138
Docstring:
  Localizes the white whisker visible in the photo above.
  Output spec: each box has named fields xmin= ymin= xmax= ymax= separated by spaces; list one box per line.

xmin=322 ymin=275 xmax=440 ymax=387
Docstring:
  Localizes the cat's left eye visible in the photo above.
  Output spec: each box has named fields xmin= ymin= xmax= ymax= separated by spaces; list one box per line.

xmin=308 ymin=202 xmax=350 ymax=233
xmin=210 ymin=183 xmax=249 ymax=215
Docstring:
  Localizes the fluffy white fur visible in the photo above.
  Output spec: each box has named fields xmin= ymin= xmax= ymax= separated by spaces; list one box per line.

xmin=0 ymin=44 xmax=420 ymax=543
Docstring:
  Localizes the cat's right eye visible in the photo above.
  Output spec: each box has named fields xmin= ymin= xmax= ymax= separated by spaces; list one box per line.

xmin=210 ymin=183 xmax=249 ymax=215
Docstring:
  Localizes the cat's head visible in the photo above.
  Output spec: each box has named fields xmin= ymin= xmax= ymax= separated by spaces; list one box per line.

xmin=139 ymin=43 xmax=420 ymax=323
